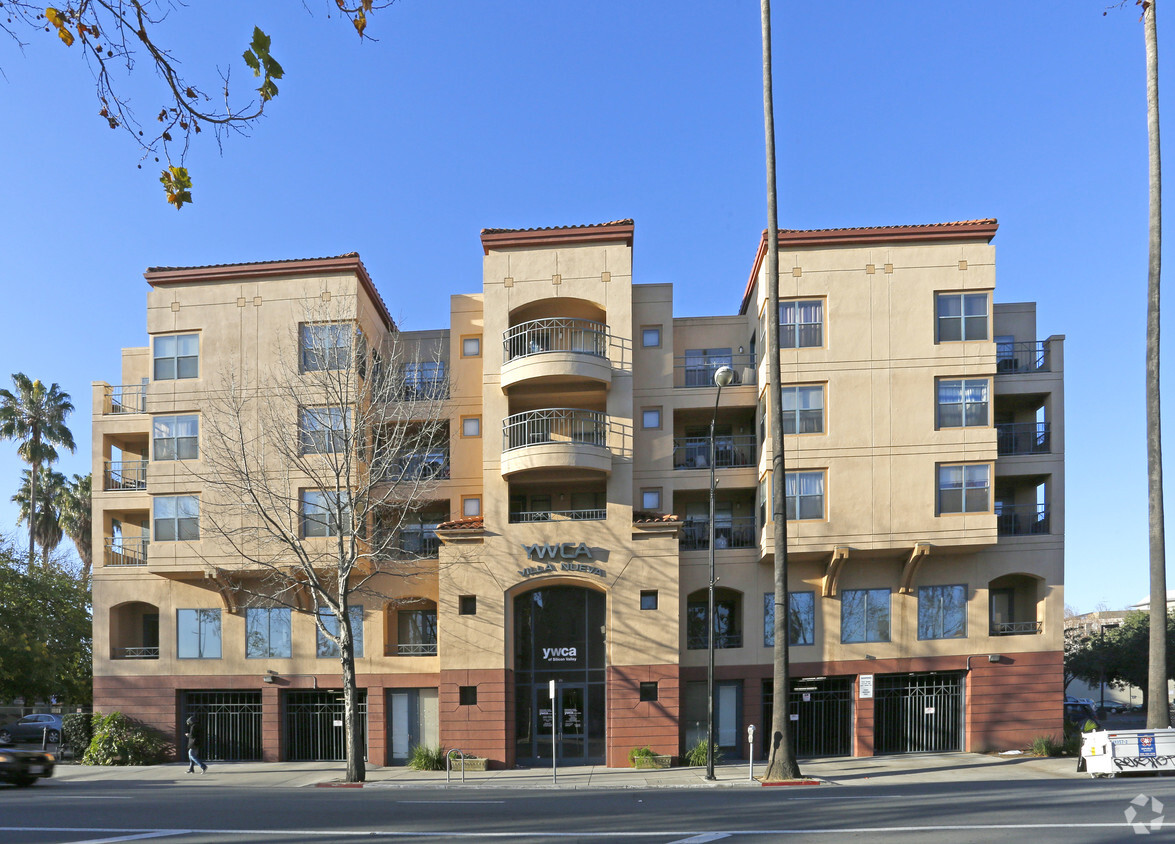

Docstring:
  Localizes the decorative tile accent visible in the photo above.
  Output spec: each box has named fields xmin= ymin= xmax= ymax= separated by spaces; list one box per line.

xmin=884 ymin=263 xmax=893 ymax=274
xmin=792 ymin=267 xmax=802 ymax=277
xmin=237 ymin=297 xmax=247 ymax=308
xmin=552 ymin=273 xmax=562 ymax=285
xmin=253 ymin=296 xmax=263 ymax=307
xmin=170 ymin=301 xmax=180 ymax=312
xmin=958 ymin=260 xmax=968 ymax=271
xmin=601 ymin=271 xmax=611 ymax=283
xmin=866 ymin=264 xmax=875 ymax=274
xmin=321 ymin=291 xmax=331 ymax=302
xmin=504 ymin=276 xmax=514 ymax=288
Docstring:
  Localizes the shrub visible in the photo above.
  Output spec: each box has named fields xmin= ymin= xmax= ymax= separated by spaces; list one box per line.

xmin=1062 ymin=733 xmax=1083 ymax=757
xmin=407 ymin=743 xmax=447 ymax=771
xmin=1030 ymin=734 xmax=1061 ymax=757
xmin=82 ymin=712 xmax=171 ymax=766
xmin=61 ymin=712 xmax=93 ymax=760
xmin=683 ymin=739 xmax=722 ymax=768
xmin=628 ymin=746 xmax=655 ymax=766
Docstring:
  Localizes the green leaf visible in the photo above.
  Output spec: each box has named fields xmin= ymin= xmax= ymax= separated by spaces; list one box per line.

xmin=242 ymin=49 xmax=261 ymax=76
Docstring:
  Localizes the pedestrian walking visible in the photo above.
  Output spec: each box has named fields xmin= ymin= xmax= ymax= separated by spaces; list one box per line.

xmin=184 ymin=714 xmax=208 ymax=773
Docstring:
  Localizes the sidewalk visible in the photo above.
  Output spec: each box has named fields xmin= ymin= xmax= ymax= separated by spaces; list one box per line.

xmin=46 ymin=752 xmax=1082 ymax=790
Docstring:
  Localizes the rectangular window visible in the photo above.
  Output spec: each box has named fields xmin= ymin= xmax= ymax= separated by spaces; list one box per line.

xmin=398 ymin=608 xmax=437 ymax=654
xmin=683 ymin=348 xmax=732 ymax=387
xmin=462 ymin=336 xmax=481 ymax=358
xmin=641 ymin=326 xmax=661 ymax=348
xmin=301 ymin=490 xmax=350 ymax=538
xmin=841 ymin=588 xmax=891 ymax=643
xmin=462 ymin=416 xmax=481 ymax=438
xmin=459 ymin=686 xmax=478 ymax=706
xmin=245 ymin=607 xmax=292 ymax=659
xmin=463 ymin=496 xmax=481 ymax=518
xmin=779 ymin=300 xmax=823 ymax=348
xmin=938 ymin=464 xmax=990 ymax=514
xmin=640 ymin=590 xmax=658 ymax=611
xmin=782 ymin=385 xmax=824 ymax=434
xmin=317 ymin=606 xmax=364 ymax=658
xmin=300 ymin=323 xmax=351 ymax=371
xmin=641 ymin=488 xmax=661 ymax=511
xmin=459 ymin=595 xmax=477 ymax=616
xmin=936 ymin=292 xmax=989 ymax=342
xmin=763 ymin=591 xmax=815 ymax=646
xmin=402 ymin=361 xmax=446 ymax=400
xmin=785 ymin=471 xmax=825 ymax=521
xmin=154 ymin=495 xmax=199 ymax=541
xmin=639 ymin=681 xmax=658 ymax=702
xmin=153 ymin=415 xmax=198 ymax=461
xmin=300 ymin=407 xmax=350 ymax=454
xmin=918 ymin=584 xmax=968 ymax=639
xmin=153 ymin=334 xmax=199 ymax=380
xmin=642 ymin=408 xmax=661 ymax=429
xmin=936 ymin=379 xmax=989 ymax=428
xmin=176 ymin=608 xmax=221 ymax=658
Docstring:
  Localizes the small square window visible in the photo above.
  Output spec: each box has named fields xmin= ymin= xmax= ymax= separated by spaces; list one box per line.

xmin=642 ymin=327 xmax=661 ymax=348
xmin=641 ymin=489 xmax=661 ymax=511
xmin=462 ymin=337 xmax=481 ymax=358
xmin=462 ymin=416 xmax=481 ymax=438
xmin=640 ymin=590 xmax=658 ymax=611
xmin=459 ymin=595 xmax=477 ymax=615
xmin=463 ymin=497 xmax=481 ymax=518
xmin=459 ymin=685 xmax=478 ymax=706
xmin=642 ymin=408 xmax=661 ymax=430
xmin=639 ymin=681 xmax=658 ymax=702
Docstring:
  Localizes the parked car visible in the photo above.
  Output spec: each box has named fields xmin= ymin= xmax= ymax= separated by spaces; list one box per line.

xmin=0 ymin=714 xmax=62 ymax=745
xmin=0 ymin=741 xmax=55 ymax=787
xmin=1064 ymin=701 xmax=1101 ymax=731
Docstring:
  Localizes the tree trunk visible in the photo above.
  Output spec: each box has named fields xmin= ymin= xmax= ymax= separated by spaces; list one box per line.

xmin=340 ymin=616 xmax=366 ymax=783
xmin=760 ymin=0 xmax=800 ymax=782
xmin=28 ymin=427 xmax=39 ymax=567
xmin=1145 ymin=0 xmax=1169 ymax=731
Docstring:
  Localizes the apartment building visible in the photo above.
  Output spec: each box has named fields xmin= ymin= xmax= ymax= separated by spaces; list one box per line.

xmin=91 ymin=218 xmax=1064 ymax=767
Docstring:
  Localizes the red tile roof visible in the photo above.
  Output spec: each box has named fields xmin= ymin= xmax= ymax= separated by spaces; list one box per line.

xmin=435 ymin=516 xmax=485 ymax=531
xmin=633 ymin=511 xmax=681 ymax=524
xmin=480 ymin=220 xmax=634 ymax=254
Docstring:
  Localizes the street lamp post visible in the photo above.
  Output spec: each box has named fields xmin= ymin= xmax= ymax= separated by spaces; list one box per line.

xmin=706 ymin=364 xmax=736 ymax=782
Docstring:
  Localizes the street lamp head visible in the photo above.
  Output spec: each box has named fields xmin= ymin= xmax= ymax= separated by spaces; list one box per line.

xmin=713 ymin=366 xmax=735 ymax=388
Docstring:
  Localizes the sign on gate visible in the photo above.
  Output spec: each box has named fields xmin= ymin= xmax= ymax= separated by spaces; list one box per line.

xmin=858 ymin=675 xmax=874 ymax=699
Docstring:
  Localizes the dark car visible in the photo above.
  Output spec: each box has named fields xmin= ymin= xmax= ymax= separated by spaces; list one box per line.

xmin=0 ymin=713 xmax=62 ymax=745
xmin=0 ymin=745 xmax=55 ymax=787
xmin=1064 ymin=701 xmax=1101 ymax=731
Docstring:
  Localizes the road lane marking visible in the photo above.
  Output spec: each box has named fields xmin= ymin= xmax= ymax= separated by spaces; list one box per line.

xmin=67 ymin=832 xmax=188 ymax=844
xmin=397 ymin=800 xmax=507 ymax=804
xmin=669 ymin=835 xmax=731 ymax=843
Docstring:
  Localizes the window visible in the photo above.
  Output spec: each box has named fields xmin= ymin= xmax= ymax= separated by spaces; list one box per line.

xmin=687 ymin=590 xmax=742 ymax=649
xmin=300 ymin=323 xmax=351 ymax=371
xmin=397 ymin=607 xmax=437 ymax=655
xmin=154 ymin=495 xmax=199 ymax=541
xmin=841 ymin=588 xmax=891 ymax=643
xmin=301 ymin=490 xmax=350 ymax=538
xmin=317 ymin=606 xmax=364 ymax=658
xmin=459 ymin=685 xmax=478 ymax=706
xmin=300 ymin=407 xmax=349 ymax=454
xmin=936 ymin=379 xmax=989 ymax=428
xmin=936 ymin=292 xmax=988 ymax=342
xmin=639 ymin=682 xmax=658 ymax=702
xmin=641 ymin=488 xmax=661 ymax=511
xmin=462 ymin=416 xmax=481 ymax=438
xmin=177 ymin=608 xmax=221 ymax=658
xmin=463 ymin=496 xmax=481 ymax=518
xmin=642 ymin=326 xmax=661 ymax=348
xmin=938 ymin=464 xmax=990 ymax=514
xmin=402 ymin=361 xmax=446 ymax=400
xmin=459 ymin=595 xmax=477 ymax=616
xmin=462 ymin=336 xmax=481 ymax=358
xmin=683 ymin=348 xmax=732 ymax=387
xmin=763 ymin=591 xmax=815 ymax=646
xmin=785 ymin=471 xmax=825 ymax=520
xmin=782 ymin=385 xmax=824 ymax=434
xmin=153 ymin=415 xmax=198 ymax=460
xmin=779 ymin=300 xmax=823 ymax=348
xmin=246 ymin=608 xmax=292 ymax=659
xmin=642 ymin=408 xmax=661 ymax=430
xmin=153 ymin=334 xmax=198 ymax=380
xmin=918 ymin=584 xmax=968 ymax=639
xmin=640 ymin=590 xmax=658 ymax=611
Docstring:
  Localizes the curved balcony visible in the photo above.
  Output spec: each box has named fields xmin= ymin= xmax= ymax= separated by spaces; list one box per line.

xmin=501 ymin=319 xmax=612 ymax=389
xmin=501 ymin=408 xmax=611 ymax=477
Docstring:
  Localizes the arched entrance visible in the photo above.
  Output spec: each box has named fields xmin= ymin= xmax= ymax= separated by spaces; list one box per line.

xmin=513 ymin=585 xmax=605 ymax=765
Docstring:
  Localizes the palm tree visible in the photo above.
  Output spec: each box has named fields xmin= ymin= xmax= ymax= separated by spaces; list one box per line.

xmin=13 ymin=466 xmax=67 ymax=567
xmin=58 ymin=473 xmax=93 ymax=581
xmin=0 ymin=374 xmax=76 ymax=566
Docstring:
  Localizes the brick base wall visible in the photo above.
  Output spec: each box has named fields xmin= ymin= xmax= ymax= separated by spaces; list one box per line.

xmin=606 ymin=664 xmax=679 ymax=767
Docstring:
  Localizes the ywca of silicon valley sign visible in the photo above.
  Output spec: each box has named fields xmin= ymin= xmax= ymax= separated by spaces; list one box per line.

xmin=517 ymin=542 xmax=606 ymax=579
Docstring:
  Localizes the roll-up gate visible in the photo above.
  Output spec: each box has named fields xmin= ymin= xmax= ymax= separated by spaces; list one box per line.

xmin=874 ymin=673 xmax=964 ymax=754
xmin=761 ymin=677 xmax=853 ymax=758
xmin=284 ymin=690 xmax=367 ymax=762
xmin=181 ymin=691 xmax=263 ymax=761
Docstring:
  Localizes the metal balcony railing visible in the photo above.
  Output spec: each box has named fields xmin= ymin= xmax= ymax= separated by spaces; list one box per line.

xmin=113 ymin=646 xmax=160 ymax=659
xmin=503 ymin=408 xmax=608 ymax=452
xmin=687 ymin=632 xmax=744 ymax=650
xmin=991 ymin=621 xmax=1043 ymax=636
xmin=374 ymin=450 xmax=450 ymax=482
xmin=105 ymin=538 xmax=148 ymax=566
xmin=392 ymin=642 xmax=438 ymax=656
xmin=104 ymin=460 xmax=148 ymax=491
xmin=673 ymin=354 xmax=757 ymax=388
xmin=679 ymin=516 xmax=757 ymax=551
xmin=104 ymin=384 xmax=146 ymax=414
xmin=997 ymin=341 xmax=1050 ymax=374
xmin=996 ymin=422 xmax=1051 ymax=456
xmin=373 ymin=530 xmax=440 ymax=560
xmin=996 ymin=504 xmax=1050 ymax=536
xmin=673 ymin=435 xmax=757 ymax=469
xmin=504 ymin=318 xmax=610 ymax=362
xmin=509 ymin=508 xmax=607 ymax=523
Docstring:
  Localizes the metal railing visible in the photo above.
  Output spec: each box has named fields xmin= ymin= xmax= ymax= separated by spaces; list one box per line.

xmin=509 ymin=508 xmax=607 ymax=523
xmin=104 ymin=384 xmax=147 ymax=414
xmin=996 ymin=341 xmax=1050 ymax=374
xmin=373 ymin=530 xmax=440 ymax=560
xmin=503 ymin=318 xmax=609 ymax=362
xmin=996 ymin=504 xmax=1050 ymax=536
xmin=673 ymin=435 xmax=757 ymax=469
xmin=996 ymin=423 xmax=1051 ymax=456
xmin=672 ymin=354 xmax=757 ymax=388
xmin=991 ymin=621 xmax=1043 ymax=636
xmin=113 ymin=646 xmax=160 ymax=659
xmin=678 ymin=516 xmax=757 ymax=551
xmin=393 ymin=642 xmax=438 ymax=656
xmin=503 ymin=408 xmax=608 ymax=452
xmin=374 ymin=450 xmax=450 ymax=482
xmin=687 ymin=632 xmax=744 ymax=650
xmin=104 ymin=460 xmax=148 ymax=491
xmin=105 ymin=538 xmax=148 ymax=566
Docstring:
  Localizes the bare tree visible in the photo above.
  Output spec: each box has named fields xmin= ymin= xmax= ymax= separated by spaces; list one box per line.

xmin=193 ymin=300 xmax=449 ymax=783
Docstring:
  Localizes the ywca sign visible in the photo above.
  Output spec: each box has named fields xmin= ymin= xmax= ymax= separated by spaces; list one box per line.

xmin=517 ymin=542 xmax=606 ymax=579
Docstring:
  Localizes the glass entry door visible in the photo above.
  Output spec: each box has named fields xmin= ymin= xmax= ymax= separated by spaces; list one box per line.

xmin=535 ymin=684 xmax=588 ymax=763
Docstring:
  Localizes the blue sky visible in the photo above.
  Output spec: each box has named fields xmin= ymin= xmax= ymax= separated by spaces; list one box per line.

xmin=0 ymin=1 xmax=1162 ymax=611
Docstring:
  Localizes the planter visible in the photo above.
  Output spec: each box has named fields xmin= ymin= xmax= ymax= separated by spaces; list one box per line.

xmin=449 ymin=757 xmax=487 ymax=771
xmin=632 ymin=754 xmax=673 ymax=769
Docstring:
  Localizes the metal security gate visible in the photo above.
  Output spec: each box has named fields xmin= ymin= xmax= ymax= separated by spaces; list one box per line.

xmin=181 ymin=691 xmax=262 ymax=761
xmin=874 ymin=673 xmax=964 ymax=754
xmin=284 ymin=690 xmax=367 ymax=762
xmin=762 ymin=677 xmax=853 ymax=757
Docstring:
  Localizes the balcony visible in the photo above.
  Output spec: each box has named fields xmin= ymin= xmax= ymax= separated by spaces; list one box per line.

xmin=991 ymin=621 xmax=1043 ymax=636
xmin=392 ymin=642 xmax=438 ymax=656
xmin=673 ymin=354 xmax=757 ymax=389
xmin=679 ymin=517 xmax=757 ymax=551
xmin=996 ymin=504 xmax=1050 ymax=536
xmin=501 ymin=319 xmax=611 ymax=388
xmin=103 ymin=384 xmax=146 ymax=415
xmin=113 ymin=646 xmax=160 ymax=659
xmin=996 ymin=422 xmax=1051 ymax=456
xmin=374 ymin=450 xmax=450 ymax=483
xmin=501 ymin=408 xmax=611 ymax=477
xmin=997 ymin=341 xmax=1050 ymax=374
xmin=104 ymin=460 xmax=148 ymax=491
xmin=374 ymin=530 xmax=440 ymax=560
xmin=509 ymin=508 xmax=607 ymax=523
xmin=687 ymin=632 xmax=743 ymax=650
xmin=673 ymin=435 xmax=756 ymax=470
xmin=104 ymin=538 xmax=148 ymax=567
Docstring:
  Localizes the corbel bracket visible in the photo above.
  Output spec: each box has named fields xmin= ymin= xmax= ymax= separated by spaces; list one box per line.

xmin=898 ymin=543 xmax=932 ymax=595
xmin=821 ymin=546 xmax=851 ymax=597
